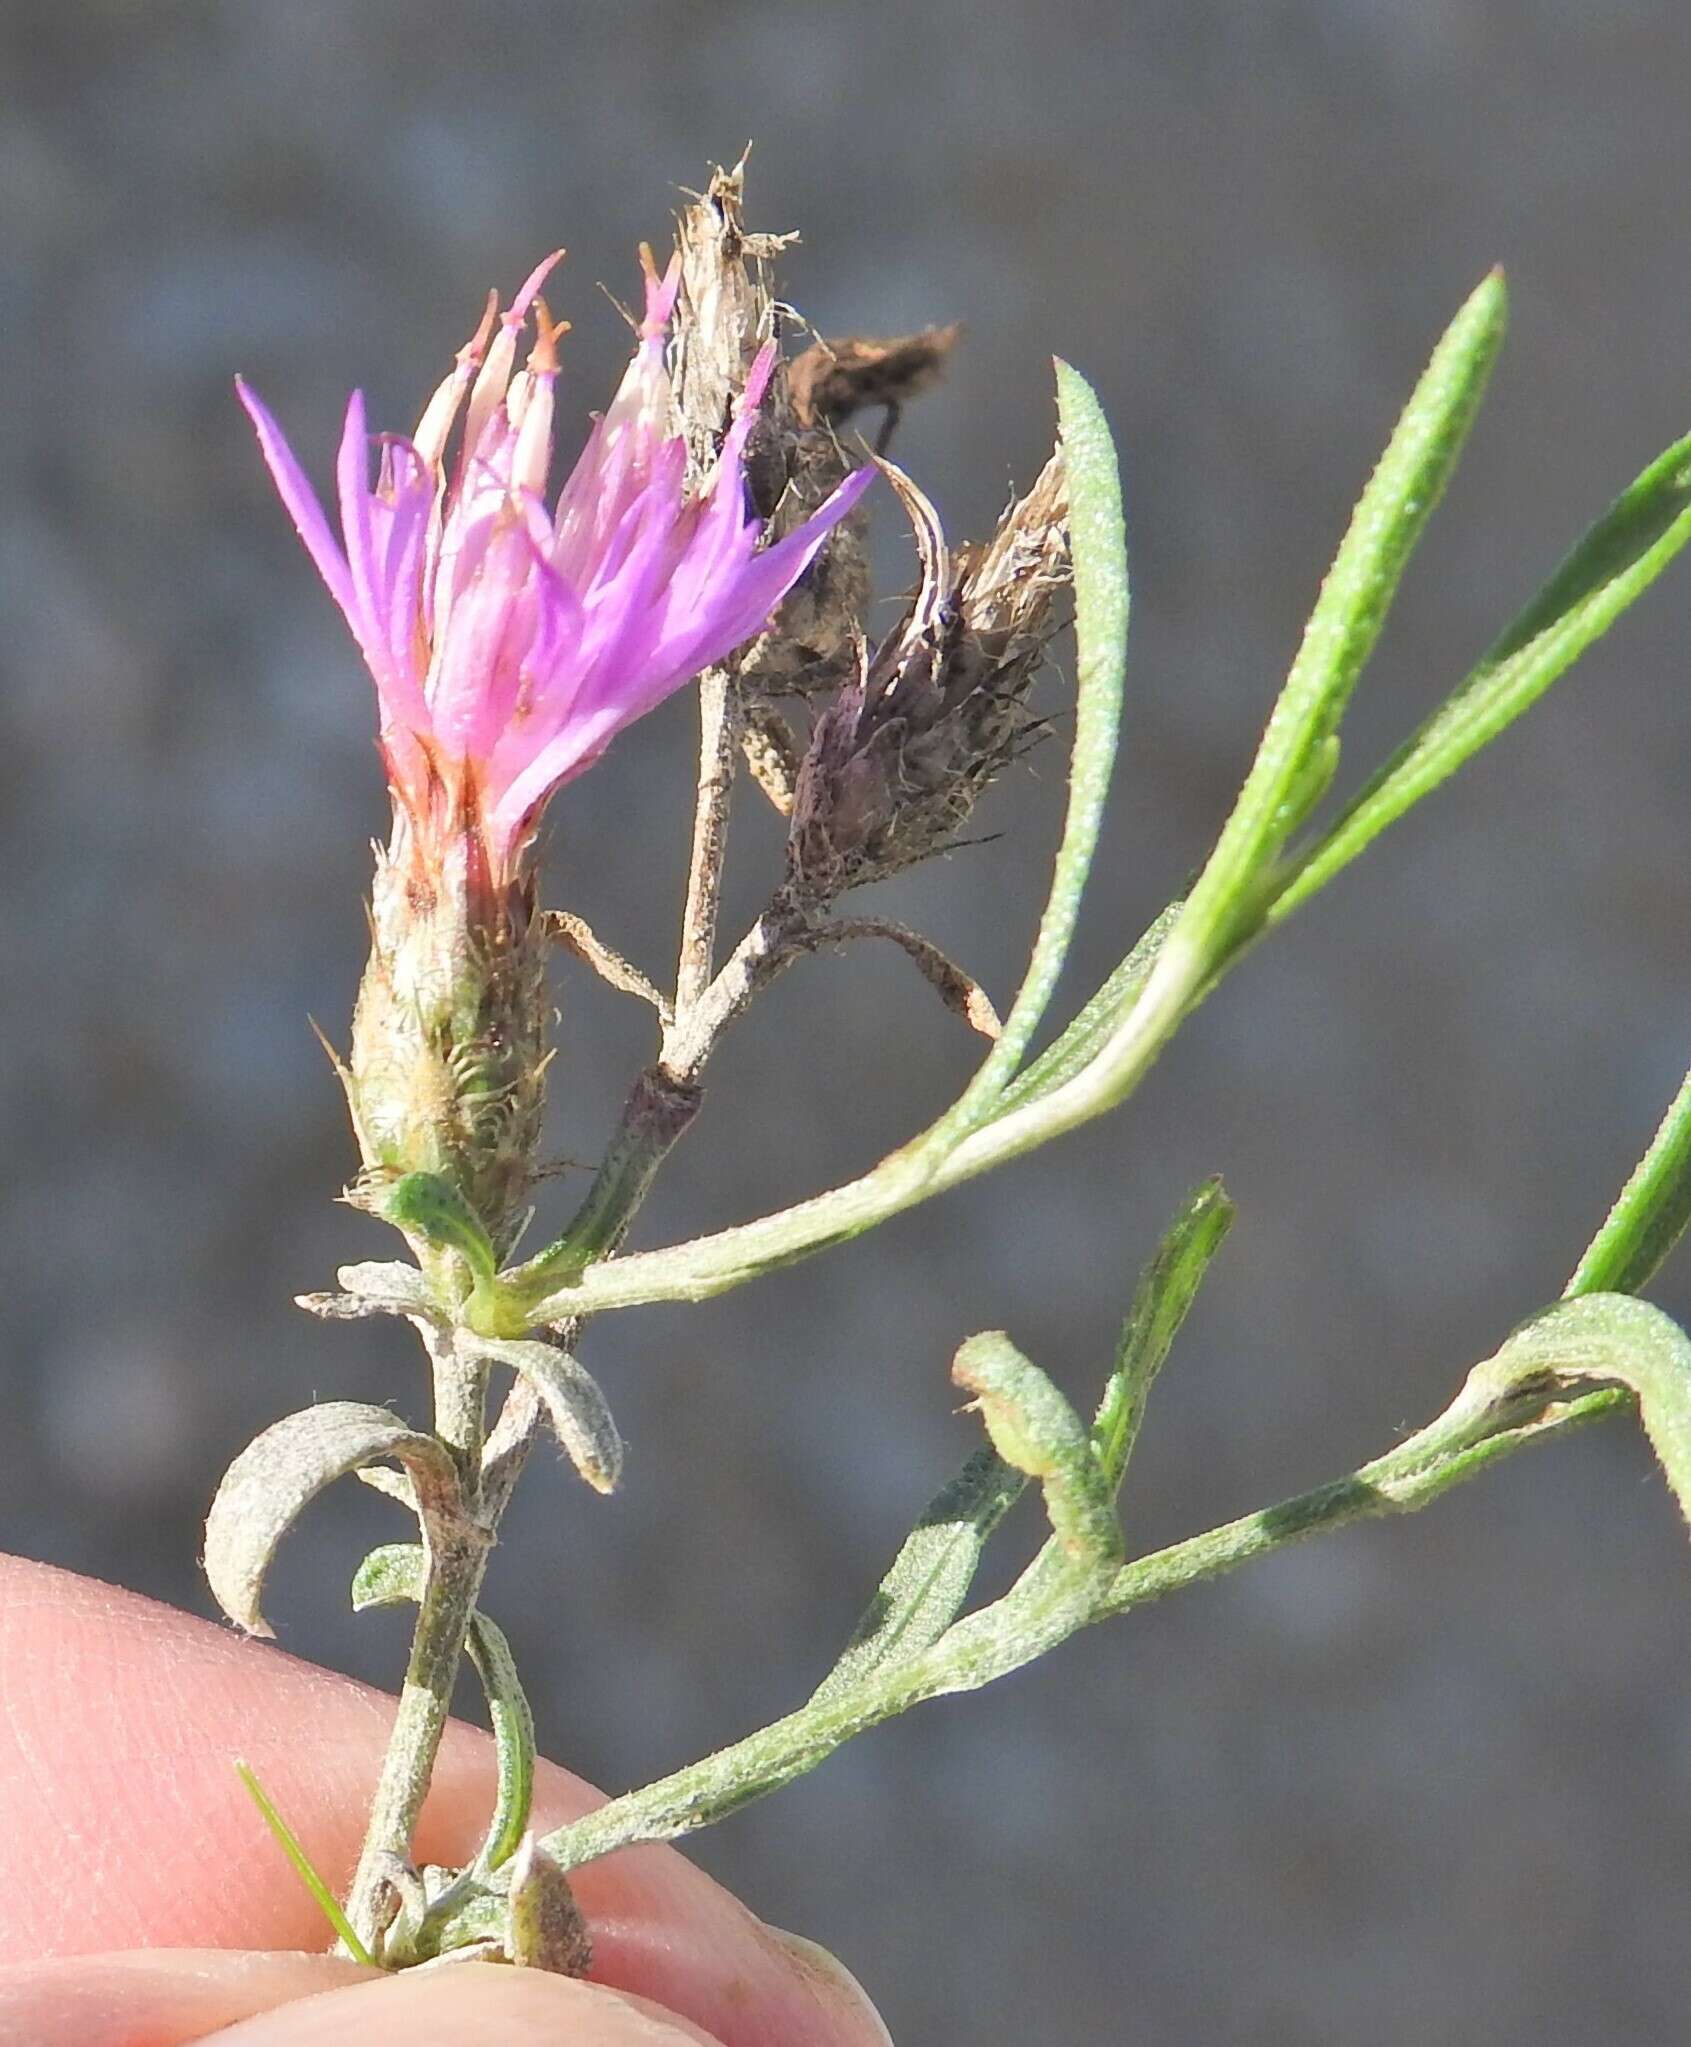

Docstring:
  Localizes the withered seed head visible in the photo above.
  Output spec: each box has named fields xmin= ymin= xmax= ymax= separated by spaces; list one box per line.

xmin=786 ymin=450 xmax=1071 ymax=904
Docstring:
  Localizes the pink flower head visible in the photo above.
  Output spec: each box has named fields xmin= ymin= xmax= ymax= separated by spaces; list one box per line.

xmin=238 ymin=249 xmax=872 ymax=880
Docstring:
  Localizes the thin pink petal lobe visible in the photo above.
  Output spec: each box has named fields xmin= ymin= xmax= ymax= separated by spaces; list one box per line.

xmin=240 ymin=254 xmax=874 ymax=880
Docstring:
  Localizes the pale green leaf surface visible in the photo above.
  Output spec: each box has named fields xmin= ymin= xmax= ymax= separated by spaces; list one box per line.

xmin=1177 ymin=270 xmax=1506 ymax=966
xmin=917 ymin=356 xmax=1130 ymax=1147
xmin=1488 ymin=1294 xmax=1691 ymax=1530
xmin=953 ymin=1331 xmax=1122 ymax=1566
xmin=808 ymin=1447 xmax=1026 ymax=1709
xmin=1270 ymin=427 xmax=1691 ymax=924
xmin=1094 ymin=1178 xmax=1235 ymax=1489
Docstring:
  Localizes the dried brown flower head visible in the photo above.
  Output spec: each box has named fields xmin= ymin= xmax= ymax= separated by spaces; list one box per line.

xmin=787 ymin=452 xmax=1071 ymax=903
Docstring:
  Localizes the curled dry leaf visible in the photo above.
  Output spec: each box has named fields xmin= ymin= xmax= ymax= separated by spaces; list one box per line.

xmin=545 ymin=909 xmax=673 ymax=1023
xmin=466 ymin=1337 xmax=624 ymax=1495
xmin=204 ymin=1401 xmax=465 ymax=1636
xmin=296 ymin=1260 xmax=443 ymax=1325
xmin=787 ymin=322 xmax=962 ymax=439
xmin=951 ymin=1332 xmax=1123 ymax=1568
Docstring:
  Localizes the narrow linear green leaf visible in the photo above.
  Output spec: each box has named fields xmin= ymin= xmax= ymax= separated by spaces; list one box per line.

xmin=458 ymin=1605 xmax=533 ymax=1873
xmin=236 ymin=1760 xmax=375 ymax=1967
xmin=514 ymin=1330 xmax=1640 ymax=1896
xmin=1566 ymin=1060 xmax=1691 ymax=1300
xmin=1269 ymin=427 xmax=1691 ymax=924
xmin=923 ymin=357 xmax=1130 ymax=1145
xmin=1094 ymin=1178 xmax=1236 ymax=1488
xmin=813 ymin=1188 xmax=1232 ymax=1707
xmin=1005 ymin=1179 xmax=1236 ymax=1617
xmin=352 ymin=1544 xmax=536 ymax=1873
xmin=809 ymin=1447 xmax=1027 ymax=1709
xmin=1179 ymin=269 xmax=1507 ymax=964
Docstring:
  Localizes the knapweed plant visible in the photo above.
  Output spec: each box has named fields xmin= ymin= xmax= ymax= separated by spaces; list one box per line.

xmin=208 ymin=163 xmax=1691 ymax=1975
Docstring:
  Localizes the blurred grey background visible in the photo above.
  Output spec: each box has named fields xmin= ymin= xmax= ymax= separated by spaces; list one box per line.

xmin=5 ymin=2 xmax=1691 ymax=2040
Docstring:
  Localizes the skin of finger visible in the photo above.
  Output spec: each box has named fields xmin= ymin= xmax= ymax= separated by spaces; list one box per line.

xmin=0 ymin=1556 xmax=888 ymax=2047
xmin=0 ymin=1951 xmax=373 ymax=2047
xmin=211 ymin=1966 xmax=725 ymax=2046
xmin=0 ymin=1955 xmax=722 ymax=2047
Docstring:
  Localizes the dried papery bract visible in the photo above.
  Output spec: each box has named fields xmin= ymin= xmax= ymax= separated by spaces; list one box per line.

xmin=665 ymin=161 xmax=971 ymax=824
xmin=669 ymin=161 xmax=877 ymax=719
xmin=788 ymin=451 xmax=1071 ymax=903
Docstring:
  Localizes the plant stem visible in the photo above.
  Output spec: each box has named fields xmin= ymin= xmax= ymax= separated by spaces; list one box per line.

xmin=529 ymin=1381 xmax=1626 ymax=1876
xmin=673 ymin=666 xmax=742 ymax=1020
xmin=342 ymin=1330 xmax=493 ymax=1953
xmin=541 ymin=1068 xmax=705 ymax=1288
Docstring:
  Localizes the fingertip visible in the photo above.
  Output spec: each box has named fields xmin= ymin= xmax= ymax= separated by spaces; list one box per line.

xmin=211 ymin=1964 xmax=723 ymax=2044
xmin=765 ymin=1930 xmax=894 ymax=2047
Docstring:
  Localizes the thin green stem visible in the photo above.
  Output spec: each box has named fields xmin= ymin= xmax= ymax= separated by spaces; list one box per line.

xmin=342 ymin=1330 xmax=493 ymax=1953
xmin=342 ymin=1510 xmax=495 ymax=1949
xmin=524 ymin=1379 xmax=1623 ymax=1882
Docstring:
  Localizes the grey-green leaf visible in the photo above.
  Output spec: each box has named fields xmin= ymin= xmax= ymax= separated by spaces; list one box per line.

xmin=466 ymin=1337 xmax=622 ymax=1494
xmin=1270 ymin=426 xmax=1691 ymax=924
xmin=379 ymin=1173 xmax=498 ymax=1290
xmin=991 ymin=901 xmax=1182 ymax=1123
xmin=205 ymin=1403 xmax=461 ymax=1637
xmin=809 ymin=1447 xmax=1026 ymax=1708
xmin=297 ymin=1261 xmax=441 ymax=1325
xmin=925 ymin=358 xmax=1129 ymax=1147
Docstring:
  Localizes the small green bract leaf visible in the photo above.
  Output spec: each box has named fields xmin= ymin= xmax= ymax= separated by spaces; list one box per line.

xmin=380 ymin=1172 xmax=498 ymax=1290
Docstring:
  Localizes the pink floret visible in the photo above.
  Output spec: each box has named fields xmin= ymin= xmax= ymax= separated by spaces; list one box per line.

xmin=237 ymin=254 xmax=871 ymax=879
